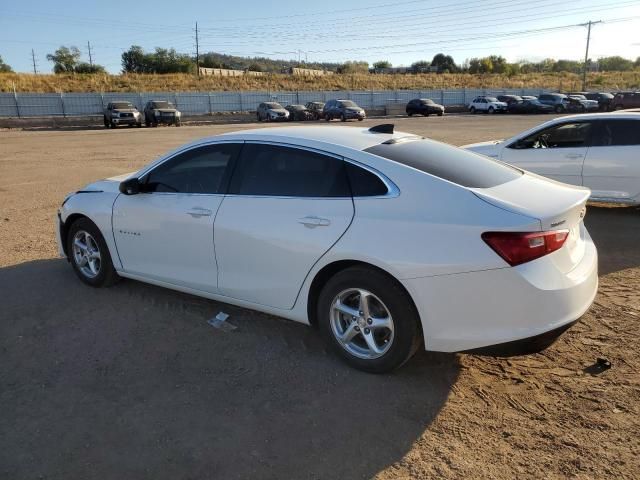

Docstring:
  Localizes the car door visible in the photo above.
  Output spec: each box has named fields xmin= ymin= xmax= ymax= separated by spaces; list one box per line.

xmin=214 ymin=142 xmax=355 ymax=309
xmin=112 ymin=142 xmax=241 ymax=292
xmin=500 ymin=120 xmax=593 ymax=186
xmin=582 ymin=119 xmax=640 ymax=202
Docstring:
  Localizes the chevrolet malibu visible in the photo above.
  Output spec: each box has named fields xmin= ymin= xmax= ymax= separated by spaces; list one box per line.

xmin=462 ymin=112 xmax=640 ymax=205
xmin=57 ymin=125 xmax=598 ymax=372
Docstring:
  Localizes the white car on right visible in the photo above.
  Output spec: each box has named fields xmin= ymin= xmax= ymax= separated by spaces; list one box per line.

xmin=462 ymin=112 xmax=640 ymax=205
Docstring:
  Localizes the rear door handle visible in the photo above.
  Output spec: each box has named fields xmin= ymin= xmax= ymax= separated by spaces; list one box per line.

xmin=186 ymin=207 xmax=213 ymax=218
xmin=298 ymin=216 xmax=330 ymax=228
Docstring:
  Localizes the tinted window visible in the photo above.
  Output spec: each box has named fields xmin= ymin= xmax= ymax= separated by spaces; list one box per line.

xmin=346 ymin=163 xmax=388 ymax=196
xmin=150 ymin=101 xmax=173 ymax=109
xmin=592 ymin=120 xmax=640 ymax=146
xmin=365 ymin=140 xmax=522 ymax=189
xmin=230 ymin=144 xmax=350 ymax=197
xmin=520 ymin=122 xmax=592 ymax=149
xmin=144 ymin=144 xmax=239 ymax=194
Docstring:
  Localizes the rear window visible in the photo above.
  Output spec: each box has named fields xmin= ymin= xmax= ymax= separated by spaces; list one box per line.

xmin=364 ymin=139 xmax=522 ymax=188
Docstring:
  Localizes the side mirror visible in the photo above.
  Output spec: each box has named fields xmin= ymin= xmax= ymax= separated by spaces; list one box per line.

xmin=119 ymin=177 xmax=141 ymax=195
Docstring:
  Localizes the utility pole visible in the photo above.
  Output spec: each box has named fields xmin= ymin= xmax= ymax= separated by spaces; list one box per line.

xmin=87 ymin=41 xmax=93 ymax=66
xmin=31 ymin=49 xmax=38 ymax=74
xmin=581 ymin=20 xmax=601 ymax=91
xmin=195 ymin=22 xmax=200 ymax=76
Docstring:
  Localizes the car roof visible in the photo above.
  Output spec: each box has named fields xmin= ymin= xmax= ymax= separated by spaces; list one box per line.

xmin=217 ymin=126 xmax=416 ymax=151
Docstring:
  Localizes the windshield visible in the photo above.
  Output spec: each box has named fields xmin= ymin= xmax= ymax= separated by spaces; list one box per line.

xmin=151 ymin=101 xmax=174 ymax=109
xmin=338 ymin=100 xmax=358 ymax=108
xmin=112 ymin=102 xmax=134 ymax=109
xmin=485 ymin=97 xmax=499 ymax=102
xmin=265 ymin=102 xmax=282 ymax=109
xmin=600 ymin=93 xmax=614 ymax=99
xmin=365 ymin=139 xmax=522 ymax=189
xmin=571 ymin=95 xmax=587 ymax=100
xmin=420 ymin=99 xmax=434 ymax=104
xmin=288 ymin=105 xmax=305 ymax=110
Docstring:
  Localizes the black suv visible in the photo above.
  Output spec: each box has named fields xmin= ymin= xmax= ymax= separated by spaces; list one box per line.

xmin=497 ymin=95 xmax=523 ymax=106
xmin=323 ymin=99 xmax=366 ymax=121
xmin=143 ymin=100 xmax=181 ymax=127
xmin=406 ymin=98 xmax=444 ymax=116
xmin=305 ymin=101 xmax=325 ymax=120
xmin=583 ymin=92 xmax=614 ymax=111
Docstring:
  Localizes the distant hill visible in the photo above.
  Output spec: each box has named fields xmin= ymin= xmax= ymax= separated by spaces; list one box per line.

xmin=199 ymin=52 xmax=340 ymax=73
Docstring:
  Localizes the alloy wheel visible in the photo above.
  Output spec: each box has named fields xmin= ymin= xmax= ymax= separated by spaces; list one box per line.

xmin=330 ymin=288 xmax=395 ymax=360
xmin=71 ymin=230 xmax=102 ymax=279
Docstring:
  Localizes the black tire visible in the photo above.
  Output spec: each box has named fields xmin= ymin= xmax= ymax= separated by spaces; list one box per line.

xmin=488 ymin=106 xmax=495 ymax=114
xmin=437 ymin=111 xmax=443 ymax=116
xmin=175 ymin=119 xmax=181 ymax=127
xmin=555 ymin=105 xmax=564 ymax=113
xmin=317 ymin=266 xmax=421 ymax=373
xmin=358 ymin=117 xmax=364 ymax=121
xmin=257 ymin=113 xmax=262 ymax=122
xmin=423 ymin=112 xmax=429 ymax=117
xmin=137 ymin=122 xmax=142 ymax=128
xmin=469 ymin=106 xmax=476 ymax=114
xmin=67 ymin=217 xmax=120 ymax=288
xmin=407 ymin=110 xmax=413 ymax=117
xmin=103 ymin=116 xmax=109 ymax=128
xmin=341 ymin=114 xmax=347 ymax=122
xmin=325 ymin=114 xmax=331 ymax=121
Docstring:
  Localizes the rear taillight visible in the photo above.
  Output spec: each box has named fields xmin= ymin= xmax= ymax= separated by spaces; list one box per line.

xmin=482 ymin=230 xmax=569 ymax=266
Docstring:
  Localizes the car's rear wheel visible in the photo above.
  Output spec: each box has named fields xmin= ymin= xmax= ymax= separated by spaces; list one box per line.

xmin=325 ymin=114 xmax=331 ymax=121
xmin=488 ymin=106 xmax=495 ymax=114
xmin=423 ymin=112 xmax=429 ymax=117
xmin=555 ymin=105 xmax=564 ymax=113
xmin=318 ymin=266 xmax=421 ymax=373
xmin=437 ymin=111 xmax=443 ymax=116
xmin=67 ymin=218 xmax=120 ymax=288
xmin=407 ymin=110 xmax=413 ymax=116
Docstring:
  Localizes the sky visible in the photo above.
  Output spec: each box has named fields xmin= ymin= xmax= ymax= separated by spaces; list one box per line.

xmin=1 ymin=0 xmax=639 ymax=73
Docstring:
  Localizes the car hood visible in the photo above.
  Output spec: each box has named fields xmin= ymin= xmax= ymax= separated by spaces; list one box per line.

xmin=79 ymin=172 xmax=136 ymax=193
xmin=153 ymin=108 xmax=179 ymax=113
xmin=461 ymin=140 xmax=504 ymax=158
xmin=112 ymin=109 xmax=139 ymax=113
xmin=268 ymin=108 xmax=288 ymax=114
xmin=490 ymin=101 xmax=509 ymax=107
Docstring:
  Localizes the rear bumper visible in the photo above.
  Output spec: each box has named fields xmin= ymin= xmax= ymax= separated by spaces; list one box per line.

xmin=403 ymin=228 xmax=598 ymax=352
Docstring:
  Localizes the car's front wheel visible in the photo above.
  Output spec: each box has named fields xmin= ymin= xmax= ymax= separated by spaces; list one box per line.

xmin=67 ymin=218 xmax=120 ymax=288
xmin=318 ymin=266 xmax=421 ymax=373
xmin=469 ymin=106 xmax=476 ymax=114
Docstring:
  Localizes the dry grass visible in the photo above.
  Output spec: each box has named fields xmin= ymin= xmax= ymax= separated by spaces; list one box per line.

xmin=1 ymin=71 xmax=639 ymax=93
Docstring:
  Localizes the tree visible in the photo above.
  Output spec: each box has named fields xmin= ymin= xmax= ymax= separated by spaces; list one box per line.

xmin=431 ymin=53 xmax=457 ymax=73
xmin=598 ymin=56 xmax=634 ymax=72
xmin=47 ymin=46 xmax=81 ymax=73
xmin=373 ymin=60 xmax=392 ymax=69
xmin=552 ymin=59 xmax=582 ymax=73
xmin=121 ymin=45 xmax=146 ymax=73
xmin=247 ymin=63 xmax=263 ymax=72
xmin=75 ymin=62 xmax=106 ymax=74
xmin=410 ymin=60 xmax=431 ymax=73
xmin=337 ymin=61 xmax=369 ymax=74
xmin=0 ymin=55 xmax=12 ymax=73
xmin=635 ymin=57 xmax=640 ymax=68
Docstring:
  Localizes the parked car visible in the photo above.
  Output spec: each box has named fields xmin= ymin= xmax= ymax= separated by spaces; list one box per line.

xmin=583 ymin=92 xmax=614 ymax=111
xmin=57 ymin=124 xmax=597 ymax=372
xmin=285 ymin=104 xmax=312 ymax=121
xmin=257 ymin=102 xmax=289 ymax=122
xmin=468 ymin=96 xmax=508 ymax=114
xmin=567 ymin=95 xmax=599 ymax=112
xmin=507 ymin=99 xmax=554 ymax=114
xmin=536 ymin=93 xmax=592 ymax=113
xmin=462 ymin=112 xmax=640 ymax=204
xmin=521 ymin=95 xmax=537 ymax=101
xmin=143 ymin=100 xmax=181 ymax=127
xmin=497 ymin=95 xmax=523 ymax=106
xmin=323 ymin=99 xmax=366 ymax=121
xmin=612 ymin=92 xmax=640 ymax=110
xmin=305 ymin=101 xmax=326 ymax=120
xmin=103 ymin=101 xmax=142 ymax=128
xmin=406 ymin=98 xmax=445 ymax=116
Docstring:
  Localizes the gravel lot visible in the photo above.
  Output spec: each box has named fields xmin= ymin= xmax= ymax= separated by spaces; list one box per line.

xmin=1 ymin=115 xmax=639 ymax=479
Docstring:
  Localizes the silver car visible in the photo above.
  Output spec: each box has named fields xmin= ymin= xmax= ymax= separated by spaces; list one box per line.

xmin=257 ymin=102 xmax=290 ymax=122
xmin=103 ymin=101 xmax=142 ymax=128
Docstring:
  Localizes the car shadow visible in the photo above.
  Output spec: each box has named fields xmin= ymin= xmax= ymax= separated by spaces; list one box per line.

xmin=585 ymin=204 xmax=640 ymax=275
xmin=0 ymin=259 xmax=460 ymax=480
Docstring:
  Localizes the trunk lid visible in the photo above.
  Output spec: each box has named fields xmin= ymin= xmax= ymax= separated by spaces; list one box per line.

xmin=471 ymin=172 xmax=590 ymax=272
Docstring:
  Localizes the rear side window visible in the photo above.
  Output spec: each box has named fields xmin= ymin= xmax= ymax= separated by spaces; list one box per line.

xmin=144 ymin=143 xmax=239 ymax=194
xmin=346 ymin=163 xmax=388 ymax=196
xmin=592 ymin=120 xmax=640 ymax=146
xmin=229 ymin=144 xmax=350 ymax=197
xmin=365 ymin=140 xmax=522 ymax=189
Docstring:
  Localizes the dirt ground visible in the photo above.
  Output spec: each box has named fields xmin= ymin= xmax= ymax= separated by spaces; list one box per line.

xmin=1 ymin=115 xmax=639 ymax=480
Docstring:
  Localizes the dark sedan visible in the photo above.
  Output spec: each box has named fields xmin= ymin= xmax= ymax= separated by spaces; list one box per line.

xmin=497 ymin=95 xmax=523 ymax=106
xmin=305 ymin=101 xmax=325 ymax=120
xmin=507 ymin=99 xmax=555 ymax=114
xmin=406 ymin=98 xmax=445 ymax=116
xmin=285 ymin=104 xmax=312 ymax=121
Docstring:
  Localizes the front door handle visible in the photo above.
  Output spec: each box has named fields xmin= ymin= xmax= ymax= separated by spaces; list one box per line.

xmin=186 ymin=207 xmax=213 ymax=218
xmin=298 ymin=216 xmax=331 ymax=228
xmin=565 ymin=153 xmax=584 ymax=159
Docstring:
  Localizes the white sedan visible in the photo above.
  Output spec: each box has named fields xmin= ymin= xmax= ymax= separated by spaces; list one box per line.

xmin=462 ymin=112 xmax=640 ymax=205
xmin=57 ymin=125 xmax=598 ymax=372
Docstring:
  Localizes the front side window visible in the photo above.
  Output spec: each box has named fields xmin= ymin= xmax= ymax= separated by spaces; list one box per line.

xmin=144 ymin=143 xmax=240 ymax=194
xmin=229 ymin=144 xmax=350 ymax=197
xmin=517 ymin=122 xmax=592 ymax=149
xmin=591 ymin=120 xmax=640 ymax=147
